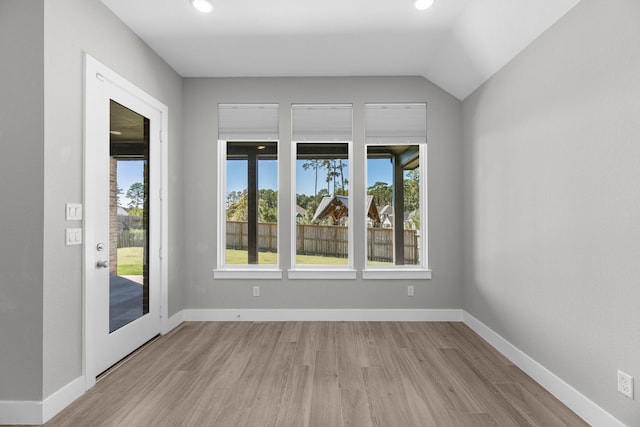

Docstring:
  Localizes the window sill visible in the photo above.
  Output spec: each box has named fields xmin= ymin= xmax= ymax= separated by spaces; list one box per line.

xmin=362 ymin=269 xmax=432 ymax=280
xmin=288 ymin=268 xmax=357 ymax=280
xmin=213 ymin=268 xmax=283 ymax=280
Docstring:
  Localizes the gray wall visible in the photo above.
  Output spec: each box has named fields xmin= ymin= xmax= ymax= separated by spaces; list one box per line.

xmin=0 ymin=0 xmax=45 ymax=401
xmin=41 ymin=0 xmax=184 ymax=398
xmin=183 ymin=77 xmax=463 ymax=310
xmin=462 ymin=0 xmax=640 ymax=424
xmin=7 ymin=1 xmax=636 ymax=424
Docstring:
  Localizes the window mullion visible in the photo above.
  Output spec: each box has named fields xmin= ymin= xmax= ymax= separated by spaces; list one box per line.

xmin=392 ymin=154 xmax=405 ymax=265
xmin=247 ymin=152 xmax=258 ymax=264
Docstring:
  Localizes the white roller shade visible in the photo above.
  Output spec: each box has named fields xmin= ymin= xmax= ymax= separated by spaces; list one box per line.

xmin=292 ymin=104 xmax=352 ymax=142
xmin=365 ymin=103 xmax=427 ymax=144
xmin=218 ymin=104 xmax=279 ymax=141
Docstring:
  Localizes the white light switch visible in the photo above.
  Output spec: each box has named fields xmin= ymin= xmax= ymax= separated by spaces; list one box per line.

xmin=66 ymin=228 xmax=82 ymax=246
xmin=66 ymin=203 xmax=83 ymax=221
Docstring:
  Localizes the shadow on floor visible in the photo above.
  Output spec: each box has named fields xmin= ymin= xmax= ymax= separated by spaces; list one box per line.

xmin=110 ymin=275 xmax=143 ymax=333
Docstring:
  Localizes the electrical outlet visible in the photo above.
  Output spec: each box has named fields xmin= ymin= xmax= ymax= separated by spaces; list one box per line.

xmin=618 ymin=370 xmax=634 ymax=399
xmin=407 ymin=285 xmax=415 ymax=297
xmin=253 ymin=286 xmax=260 ymax=297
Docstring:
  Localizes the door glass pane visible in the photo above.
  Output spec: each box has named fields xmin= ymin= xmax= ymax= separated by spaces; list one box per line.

xmin=109 ymin=100 xmax=149 ymax=333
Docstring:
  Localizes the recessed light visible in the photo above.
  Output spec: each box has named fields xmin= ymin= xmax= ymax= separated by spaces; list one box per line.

xmin=190 ymin=0 xmax=214 ymax=13
xmin=257 ymin=145 xmax=266 ymax=150
xmin=414 ymin=0 xmax=434 ymax=11
xmin=110 ymin=130 xmax=122 ymax=135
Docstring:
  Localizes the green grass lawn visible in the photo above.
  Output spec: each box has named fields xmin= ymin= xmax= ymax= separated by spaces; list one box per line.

xmin=297 ymin=254 xmax=348 ymax=265
xmin=122 ymin=247 xmax=397 ymax=272
xmin=226 ymin=249 xmax=350 ymax=265
xmin=367 ymin=260 xmax=394 ymax=266
xmin=225 ymin=249 xmax=278 ymax=265
xmin=117 ymin=247 xmax=143 ymax=275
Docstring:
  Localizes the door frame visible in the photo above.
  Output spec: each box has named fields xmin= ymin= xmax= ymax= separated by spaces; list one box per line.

xmin=83 ymin=54 xmax=169 ymax=390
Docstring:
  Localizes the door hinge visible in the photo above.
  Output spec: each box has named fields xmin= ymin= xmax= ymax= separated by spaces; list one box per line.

xmin=159 ymin=130 xmax=163 ymax=143
xmin=159 ymin=247 xmax=163 ymax=260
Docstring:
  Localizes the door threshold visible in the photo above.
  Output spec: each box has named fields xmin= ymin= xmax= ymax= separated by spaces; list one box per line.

xmin=96 ymin=334 xmax=160 ymax=383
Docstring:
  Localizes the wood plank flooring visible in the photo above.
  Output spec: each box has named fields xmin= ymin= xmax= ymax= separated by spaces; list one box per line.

xmin=42 ymin=322 xmax=588 ymax=427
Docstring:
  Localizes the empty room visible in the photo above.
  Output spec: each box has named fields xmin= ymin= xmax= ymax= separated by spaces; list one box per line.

xmin=1 ymin=0 xmax=639 ymax=425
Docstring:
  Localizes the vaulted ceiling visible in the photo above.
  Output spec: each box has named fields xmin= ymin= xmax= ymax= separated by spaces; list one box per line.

xmin=101 ymin=0 xmax=580 ymax=100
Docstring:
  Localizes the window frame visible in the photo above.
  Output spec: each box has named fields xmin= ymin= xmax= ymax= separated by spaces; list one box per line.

xmin=289 ymin=140 xmax=356 ymax=280
xmin=362 ymin=118 xmax=431 ymax=280
xmin=214 ymin=103 xmax=282 ymax=279
xmin=213 ymin=141 xmax=282 ymax=280
xmin=212 ymin=102 xmax=431 ymax=280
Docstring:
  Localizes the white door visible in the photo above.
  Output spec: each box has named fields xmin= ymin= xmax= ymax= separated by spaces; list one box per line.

xmin=85 ymin=56 xmax=165 ymax=379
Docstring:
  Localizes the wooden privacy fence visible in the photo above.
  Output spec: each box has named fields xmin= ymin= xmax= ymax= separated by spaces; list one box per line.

xmin=118 ymin=230 xmax=146 ymax=248
xmin=226 ymin=221 xmax=419 ymax=264
xmin=117 ymin=215 xmax=145 ymax=248
xmin=297 ymin=224 xmax=349 ymax=258
xmin=226 ymin=221 xmax=278 ymax=254
xmin=367 ymin=228 xmax=420 ymax=265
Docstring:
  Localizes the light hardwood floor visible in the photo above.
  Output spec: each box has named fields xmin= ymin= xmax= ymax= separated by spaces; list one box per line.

xmin=42 ymin=322 xmax=588 ymax=426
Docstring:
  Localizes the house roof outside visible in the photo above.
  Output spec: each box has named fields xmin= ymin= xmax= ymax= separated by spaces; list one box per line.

xmin=312 ymin=195 xmax=380 ymax=223
xmin=378 ymin=204 xmax=393 ymax=216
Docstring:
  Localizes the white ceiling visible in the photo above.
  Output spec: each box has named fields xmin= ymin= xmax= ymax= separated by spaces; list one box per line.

xmin=100 ymin=0 xmax=580 ymax=100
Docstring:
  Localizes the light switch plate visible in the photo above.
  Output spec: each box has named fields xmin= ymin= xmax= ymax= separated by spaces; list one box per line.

xmin=66 ymin=228 xmax=82 ymax=246
xmin=66 ymin=203 xmax=83 ymax=220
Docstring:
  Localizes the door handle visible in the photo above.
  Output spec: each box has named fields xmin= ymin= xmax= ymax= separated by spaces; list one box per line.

xmin=96 ymin=260 xmax=109 ymax=269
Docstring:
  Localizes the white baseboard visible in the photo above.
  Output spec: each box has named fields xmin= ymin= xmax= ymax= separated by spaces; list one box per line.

xmin=181 ymin=308 xmax=463 ymax=322
xmin=2 ymin=311 xmax=622 ymax=426
xmin=163 ymin=310 xmax=185 ymax=334
xmin=462 ymin=311 xmax=624 ymax=427
xmin=0 ymin=376 xmax=85 ymax=425
xmin=42 ymin=376 xmax=85 ymax=423
xmin=0 ymin=312 xmax=186 ymax=425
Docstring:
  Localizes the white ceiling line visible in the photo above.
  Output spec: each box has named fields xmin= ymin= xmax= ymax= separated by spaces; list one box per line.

xmin=101 ymin=0 xmax=581 ymax=100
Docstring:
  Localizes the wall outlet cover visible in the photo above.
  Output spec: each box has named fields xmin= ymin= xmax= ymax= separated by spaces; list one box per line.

xmin=617 ymin=370 xmax=634 ymax=399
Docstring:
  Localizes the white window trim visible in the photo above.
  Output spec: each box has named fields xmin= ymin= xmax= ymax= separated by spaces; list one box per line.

xmin=289 ymin=140 xmax=355 ymax=278
xmin=213 ymin=268 xmax=283 ymax=280
xmin=288 ymin=268 xmax=357 ymax=280
xmin=363 ymin=143 xmax=430 ymax=280
xmin=361 ymin=269 xmax=432 ymax=280
xmin=213 ymin=139 xmax=283 ymax=279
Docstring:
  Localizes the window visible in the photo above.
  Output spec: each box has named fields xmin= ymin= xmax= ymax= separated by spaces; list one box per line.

xmin=363 ymin=104 xmax=430 ymax=279
xmin=213 ymin=102 xmax=428 ymax=280
xmin=215 ymin=104 xmax=281 ymax=278
xmin=225 ymin=141 xmax=278 ymax=265
xmin=290 ymin=104 xmax=355 ymax=278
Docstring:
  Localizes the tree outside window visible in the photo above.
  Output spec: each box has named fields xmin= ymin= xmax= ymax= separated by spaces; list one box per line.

xmin=225 ymin=141 xmax=278 ymax=265
xmin=295 ymin=143 xmax=350 ymax=265
xmin=366 ymin=146 xmax=422 ymax=266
